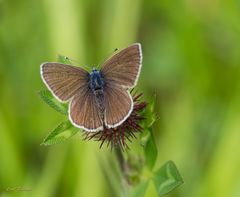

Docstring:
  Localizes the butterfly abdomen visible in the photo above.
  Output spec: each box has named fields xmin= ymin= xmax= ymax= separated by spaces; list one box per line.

xmin=94 ymin=89 xmax=105 ymax=120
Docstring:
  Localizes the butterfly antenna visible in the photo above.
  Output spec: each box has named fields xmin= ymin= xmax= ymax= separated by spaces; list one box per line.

xmin=96 ymin=47 xmax=119 ymax=70
xmin=57 ymin=54 xmax=91 ymax=71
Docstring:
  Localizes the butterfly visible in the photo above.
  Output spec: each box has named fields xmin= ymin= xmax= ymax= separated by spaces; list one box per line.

xmin=40 ymin=43 xmax=142 ymax=132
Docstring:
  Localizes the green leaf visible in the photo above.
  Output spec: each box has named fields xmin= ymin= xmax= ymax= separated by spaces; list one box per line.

xmin=41 ymin=121 xmax=79 ymax=146
xmin=142 ymin=93 xmax=157 ymax=129
xmin=144 ymin=128 xmax=158 ymax=170
xmin=57 ymin=54 xmax=72 ymax=64
xmin=39 ymin=90 xmax=68 ymax=115
xmin=153 ymin=160 xmax=184 ymax=196
xmin=129 ymin=180 xmax=149 ymax=197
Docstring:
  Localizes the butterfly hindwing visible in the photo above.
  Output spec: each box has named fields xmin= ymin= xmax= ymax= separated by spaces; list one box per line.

xmin=104 ymin=83 xmax=133 ymax=128
xmin=41 ymin=63 xmax=89 ymax=102
xmin=69 ymin=87 xmax=103 ymax=131
xmin=100 ymin=43 xmax=142 ymax=88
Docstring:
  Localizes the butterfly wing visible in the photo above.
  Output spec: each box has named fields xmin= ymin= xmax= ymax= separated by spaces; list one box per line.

xmin=100 ymin=43 xmax=142 ymax=88
xmin=40 ymin=62 xmax=89 ymax=102
xmin=100 ymin=43 xmax=142 ymax=128
xmin=41 ymin=62 xmax=103 ymax=131
xmin=104 ymin=83 xmax=133 ymax=128
xmin=69 ymin=88 xmax=103 ymax=132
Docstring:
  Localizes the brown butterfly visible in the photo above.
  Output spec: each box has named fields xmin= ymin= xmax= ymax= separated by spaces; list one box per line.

xmin=40 ymin=43 xmax=142 ymax=132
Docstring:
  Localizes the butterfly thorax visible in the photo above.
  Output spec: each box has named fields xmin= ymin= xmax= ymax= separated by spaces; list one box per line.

xmin=89 ymin=68 xmax=104 ymax=91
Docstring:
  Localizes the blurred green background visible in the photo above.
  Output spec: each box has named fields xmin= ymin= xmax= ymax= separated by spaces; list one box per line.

xmin=0 ymin=0 xmax=240 ymax=196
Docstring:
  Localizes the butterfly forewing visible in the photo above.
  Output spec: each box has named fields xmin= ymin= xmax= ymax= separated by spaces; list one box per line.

xmin=41 ymin=63 xmax=89 ymax=102
xmin=69 ymin=88 xmax=103 ymax=131
xmin=104 ymin=83 xmax=133 ymax=128
xmin=100 ymin=43 xmax=142 ymax=88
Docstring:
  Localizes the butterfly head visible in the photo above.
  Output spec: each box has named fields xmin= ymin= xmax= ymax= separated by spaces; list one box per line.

xmin=92 ymin=67 xmax=97 ymax=72
xmin=89 ymin=68 xmax=104 ymax=91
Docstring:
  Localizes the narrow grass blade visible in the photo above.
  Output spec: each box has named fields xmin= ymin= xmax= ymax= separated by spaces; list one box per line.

xmin=144 ymin=128 xmax=158 ymax=170
xmin=41 ymin=121 xmax=79 ymax=146
xmin=39 ymin=90 xmax=68 ymax=115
